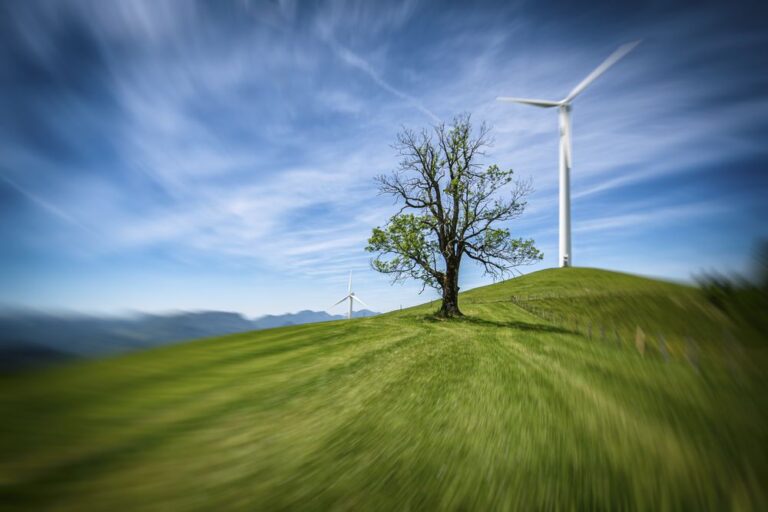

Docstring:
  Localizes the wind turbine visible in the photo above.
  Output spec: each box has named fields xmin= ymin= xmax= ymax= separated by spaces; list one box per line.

xmin=332 ymin=272 xmax=370 ymax=320
xmin=497 ymin=41 xmax=640 ymax=268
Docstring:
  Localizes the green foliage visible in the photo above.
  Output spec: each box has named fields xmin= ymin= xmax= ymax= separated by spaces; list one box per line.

xmin=696 ymin=273 xmax=768 ymax=341
xmin=367 ymin=214 xmax=439 ymax=290
xmin=1 ymin=268 xmax=766 ymax=510
xmin=691 ymin=240 xmax=768 ymax=340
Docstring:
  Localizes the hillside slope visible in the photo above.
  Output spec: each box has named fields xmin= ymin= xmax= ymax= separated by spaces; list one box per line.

xmin=1 ymin=268 xmax=766 ymax=511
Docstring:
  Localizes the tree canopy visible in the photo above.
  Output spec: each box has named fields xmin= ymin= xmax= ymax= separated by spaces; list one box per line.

xmin=367 ymin=114 xmax=542 ymax=317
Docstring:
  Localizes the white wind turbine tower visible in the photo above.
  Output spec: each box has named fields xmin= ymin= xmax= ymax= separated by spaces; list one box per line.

xmin=332 ymin=272 xmax=370 ymax=320
xmin=497 ymin=41 xmax=640 ymax=268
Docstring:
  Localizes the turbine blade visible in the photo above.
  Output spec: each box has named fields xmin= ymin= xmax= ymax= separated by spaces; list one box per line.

xmin=562 ymin=40 xmax=641 ymax=103
xmin=348 ymin=271 xmax=352 ymax=294
xmin=352 ymin=295 xmax=370 ymax=308
xmin=332 ymin=295 xmax=350 ymax=308
xmin=496 ymin=97 xmax=560 ymax=108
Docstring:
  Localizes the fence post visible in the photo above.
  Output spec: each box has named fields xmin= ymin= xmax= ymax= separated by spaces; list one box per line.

xmin=723 ymin=328 xmax=739 ymax=377
xmin=635 ymin=326 xmax=646 ymax=356
xmin=685 ymin=336 xmax=699 ymax=372
xmin=658 ymin=333 xmax=668 ymax=362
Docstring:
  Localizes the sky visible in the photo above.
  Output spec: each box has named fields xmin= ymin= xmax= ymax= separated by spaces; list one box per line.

xmin=1 ymin=0 xmax=767 ymax=317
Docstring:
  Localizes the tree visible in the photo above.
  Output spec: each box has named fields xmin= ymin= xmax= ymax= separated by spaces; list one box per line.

xmin=366 ymin=114 xmax=543 ymax=317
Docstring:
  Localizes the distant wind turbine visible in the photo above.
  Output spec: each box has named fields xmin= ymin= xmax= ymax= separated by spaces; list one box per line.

xmin=332 ymin=272 xmax=370 ymax=320
xmin=497 ymin=41 xmax=640 ymax=268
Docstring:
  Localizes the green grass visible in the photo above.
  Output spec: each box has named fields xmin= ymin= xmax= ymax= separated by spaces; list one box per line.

xmin=1 ymin=268 xmax=766 ymax=511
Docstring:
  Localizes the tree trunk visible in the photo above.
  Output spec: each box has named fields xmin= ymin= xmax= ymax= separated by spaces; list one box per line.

xmin=438 ymin=263 xmax=462 ymax=317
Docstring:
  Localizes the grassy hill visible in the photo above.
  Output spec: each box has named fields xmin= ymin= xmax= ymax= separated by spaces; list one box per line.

xmin=1 ymin=268 xmax=766 ymax=511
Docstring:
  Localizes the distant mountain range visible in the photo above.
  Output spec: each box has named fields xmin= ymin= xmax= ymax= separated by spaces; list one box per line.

xmin=0 ymin=309 xmax=378 ymax=371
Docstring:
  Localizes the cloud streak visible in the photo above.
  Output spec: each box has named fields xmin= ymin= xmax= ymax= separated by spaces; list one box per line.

xmin=325 ymin=38 xmax=441 ymax=123
xmin=1 ymin=0 xmax=766 ymax=314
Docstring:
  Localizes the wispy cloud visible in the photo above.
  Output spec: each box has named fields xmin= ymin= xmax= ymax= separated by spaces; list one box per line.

xmin=573 ymin=201 xmax=728 ymax=234
xmin=324 ymin=37 xmax=440 ymax=123
xmin=0 ymin=174 xmax=90 ymax=232
xmin=1 ymin=0 xmax=766 ymax=314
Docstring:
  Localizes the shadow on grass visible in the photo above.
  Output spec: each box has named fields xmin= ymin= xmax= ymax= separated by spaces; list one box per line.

xmin=420 ymin=314 xmax=575 ymax=335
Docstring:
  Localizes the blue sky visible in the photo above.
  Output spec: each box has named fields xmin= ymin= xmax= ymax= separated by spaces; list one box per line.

xmin=1 ymin=0 xmax=767 ymax=317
